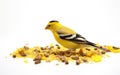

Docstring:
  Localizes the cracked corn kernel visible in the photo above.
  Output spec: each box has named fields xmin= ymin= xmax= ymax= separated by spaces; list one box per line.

xmin=91 ymin=55 xmax=102 ymax=62
xmin=10 ymin=44 xmax=120 ymax=65
xmin=24 ymin=59 xmax=28 ymax=63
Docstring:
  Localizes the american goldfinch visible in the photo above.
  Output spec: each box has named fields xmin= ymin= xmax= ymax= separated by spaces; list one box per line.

xmin=45 ymin=20 xmax=106 ymax=50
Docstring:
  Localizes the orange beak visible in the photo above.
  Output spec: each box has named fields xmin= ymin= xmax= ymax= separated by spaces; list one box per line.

xmin=45 ymin=26 xmax=48 ymax=29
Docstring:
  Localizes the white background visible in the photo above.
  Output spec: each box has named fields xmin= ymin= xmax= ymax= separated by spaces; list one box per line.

xmin=0 ymin=0 xmax=120 ymax=75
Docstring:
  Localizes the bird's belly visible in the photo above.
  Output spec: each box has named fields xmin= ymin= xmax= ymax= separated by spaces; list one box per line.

xmin=61 ymin=42 xmax=79 ymax=49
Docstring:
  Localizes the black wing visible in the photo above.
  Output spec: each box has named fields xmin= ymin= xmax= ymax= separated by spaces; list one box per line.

xmin=58 ymin=32 xmax=88 ymax=44
xmin=57 ymin=32 xmax=108 ymax=51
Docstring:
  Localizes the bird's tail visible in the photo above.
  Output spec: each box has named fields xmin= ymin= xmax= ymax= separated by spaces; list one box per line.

xmin=87 ymin=41 xmax=109 ymax=51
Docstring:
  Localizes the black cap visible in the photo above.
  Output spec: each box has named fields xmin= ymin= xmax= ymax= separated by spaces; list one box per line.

xmin=49 ymin=20 xmax=59 ymax=23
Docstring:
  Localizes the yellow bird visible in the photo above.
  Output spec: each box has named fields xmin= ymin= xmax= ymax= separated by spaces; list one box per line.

xmin=45 ymin=20 xmax=106 ymax=50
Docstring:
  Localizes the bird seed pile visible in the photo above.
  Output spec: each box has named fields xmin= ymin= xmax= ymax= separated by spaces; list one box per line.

xmin=10 ymin=44 xmax=120 ymax=65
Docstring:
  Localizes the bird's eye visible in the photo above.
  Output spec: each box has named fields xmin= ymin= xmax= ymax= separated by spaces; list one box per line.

xmin=48 ymin=25 xmax=51 ymax=27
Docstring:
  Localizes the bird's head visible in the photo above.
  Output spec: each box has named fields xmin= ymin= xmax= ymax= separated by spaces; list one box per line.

xmin=45 ymin=20 xmax=62 ymax=31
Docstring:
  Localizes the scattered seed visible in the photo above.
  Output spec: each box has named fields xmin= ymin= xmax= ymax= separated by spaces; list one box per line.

xmin=49 ymin=46 xmax=54 ymax=49
xmin=100 ymin=46 xmax=102 ymax=48
xmin=65 ymin=60 xmax=69 ymax=65
xmin=19 ymin=51 xmax=26 ymax=57
xmin=44 ymin=53 xmax=49 ymax=57
xmin=101 ymin=51 xmax=106 ymax=54
xmin=57 ymin=46 xmax=60 ymax=49
xmin=79 ymin=49 xmax=86 ymax=56
xmin=55 ymin=44 xmax=59 ymax=46
xmin=94 ymin=48 xmax=98 ymax=50
xmin=82 ymin=59 xmax=88 ymax=63
xmin=24 ymin=46 xmax=29 ymax=50
xmin=52 ymin=52 xmax=57 ymax=55
xmin=33 ymin=54 xmax=41 ymax=61
xmin=41 ymin=47 xmax=44 ymax=50
xmin=86 ymin=48 xmax=90 ymax=51
xmin=44 ymin=46 xmax=49 ymax=50
xmin=12 ymin=55 xmax=16 ymax=58
xmin=56 ymin=44 xmax=60 ymax=49
xmin=71 ymin=56 xmax=79 ymax=60
xmin=76 ymin=60 xmax=81 ymax=65
xmin=65 ymin=50 xmax=71 ymax=57
xmin=59 ymin=51 xmax=65 ymax=55
xmin=34 ymin=49 xmax=40 ymax=53
xmin=34 ymin=60 xmax=41 ymax=64
xmin=61 ymin=56 xmax=66 ymax=62
xmin=11 ymin=44 xmax=115 ymax=65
